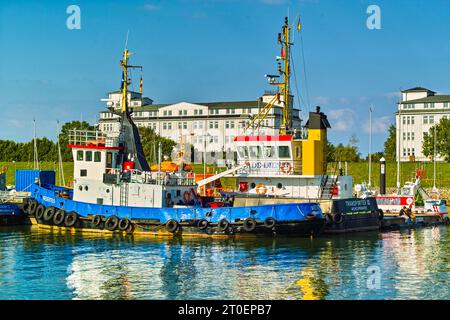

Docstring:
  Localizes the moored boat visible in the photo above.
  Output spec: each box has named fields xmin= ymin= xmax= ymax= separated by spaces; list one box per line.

xmin=22 ymin=44 xmax=326 ymax=238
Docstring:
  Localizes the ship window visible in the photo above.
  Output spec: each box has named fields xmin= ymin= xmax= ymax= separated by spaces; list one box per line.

xmin=238 ymin=146 xmax=249 ymax=159
xmin=106 ymin=152 xmax=113 ymax=168
xmin=85 ymin=151 xmax=92 ymax=162
xmin=249 ymin=146 xmax=260 ymax=159
xmin=94 ymin=152 xmax=101 ymax=162
xmin=77 ymin=150 xmax=84 ymax=161
xmin=278 ymin=146 xmax=291 ymax=159
xmin=295 ymin=147 xmax=300 ymax=158
xmin=263 ymin=146 xmax=274 ymax=158
xmin=80 ymin=170 xmax=87 ymax=177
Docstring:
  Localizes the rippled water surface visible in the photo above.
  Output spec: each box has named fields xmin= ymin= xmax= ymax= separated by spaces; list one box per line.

xmin=0 ymin=225 xmax=449 ymax=300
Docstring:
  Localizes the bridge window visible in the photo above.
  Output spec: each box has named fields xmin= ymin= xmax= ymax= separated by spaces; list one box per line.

xmin=106 ymin=152 xmax=113 ymax=168
xmin=77 ymin=150 xmax=84 ymax=161
xmin=263 ymin=146 xmax=274 ymax=158
xmin=94 ymin=152 xmax=101 ymax=162
xmin=85 ymin=151 xmax=92 ymax=162
xmin=249 ymin=146 xmax=260 ymax=159
xmin=238 ymin=146 xmax=249 ymax=159
xmin=278 ymin=146 xmax=291 ymax=159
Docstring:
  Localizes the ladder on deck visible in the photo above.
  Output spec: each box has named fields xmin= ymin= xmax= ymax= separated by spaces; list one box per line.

xmin=319 ymin=163 xmax=339 ymax=200
xmin=119 ymin=183 xmax=129 ymax=206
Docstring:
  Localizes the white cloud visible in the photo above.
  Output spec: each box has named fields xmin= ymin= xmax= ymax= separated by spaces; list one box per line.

xmin=362 ymin=115 xmax=393 ymax=134
xmin=143 ymin=3 xmax=160 ymax=11
xmin=327 ymin=108 xmax=356 ymax=132
xmin=259 ymin=0 xmax=290 ymax=5
xmin=314 ymin=96 xmax=330 ymax=106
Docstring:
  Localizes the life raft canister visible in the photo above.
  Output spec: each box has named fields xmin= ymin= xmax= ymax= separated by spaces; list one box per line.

xmin=255 ymin=183 xmax=267 ymax=195
xmin=280 ymin=162 xmax=292 ymax=174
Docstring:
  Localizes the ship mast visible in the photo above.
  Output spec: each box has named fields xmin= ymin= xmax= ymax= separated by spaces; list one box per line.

xmin=246 ymin=17 xmax=293 ymax=135
xmin=120 ymin=48 xmax=143 ymax=113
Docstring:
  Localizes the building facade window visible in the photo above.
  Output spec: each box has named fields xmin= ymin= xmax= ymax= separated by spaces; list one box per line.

xmin=423 ymin=116 xmax=428 ymax=124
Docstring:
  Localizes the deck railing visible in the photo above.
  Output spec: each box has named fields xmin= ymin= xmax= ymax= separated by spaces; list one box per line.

xmin=69 ymin=129 xmax=120 ymax=148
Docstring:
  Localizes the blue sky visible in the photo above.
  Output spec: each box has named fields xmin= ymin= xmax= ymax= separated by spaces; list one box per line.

xmin=1 ymin=0 xmax=450 ymax=156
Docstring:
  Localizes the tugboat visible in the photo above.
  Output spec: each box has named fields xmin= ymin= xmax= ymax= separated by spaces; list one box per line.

xmin=22 ymin=46 xmax=325 ymax=237
xmin=204 ymin=17 xmax=383 ymax=233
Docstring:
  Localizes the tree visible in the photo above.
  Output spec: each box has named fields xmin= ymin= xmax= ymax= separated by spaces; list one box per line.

xmin=332 ymin=143 xmax=361 ymax=162
xmin=138 ymin=126 xmax=177 ymax=164
xmin=422 ymin=117 xmax=450 ymax=161
xmin=58 ymin=121 xmax=95 ymax=161
xmin=384 ymin=124 xmax=396 ymax=161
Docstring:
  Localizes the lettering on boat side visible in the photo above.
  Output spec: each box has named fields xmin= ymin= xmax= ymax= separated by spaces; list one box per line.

xmin=42 ymin=196 xmax=55 ymax=204
xmin=366 ymin=5 xmax=381 ymax=30
xmin=66 ymin=5 xmax=81 ymax=30
xmin=178 ymin=304 xmax=272 ymax=317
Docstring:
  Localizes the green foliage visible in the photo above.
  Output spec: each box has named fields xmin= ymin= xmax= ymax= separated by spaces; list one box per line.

xmin=330 ymin=143 xmax=361 ymax=162
xmin=384 ymin=124 xmax=396 ymax=161
xmin=59 ymin=121 xmax=94 ymax=162
xmin=138 ymin=126 xmax=177 ymax=163
xmin=422 ymin=117 xmax=450 ymax=162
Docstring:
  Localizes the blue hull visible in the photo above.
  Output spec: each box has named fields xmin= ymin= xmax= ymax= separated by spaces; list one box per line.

xmin=29 ymin=184 xmax=326 ymax=237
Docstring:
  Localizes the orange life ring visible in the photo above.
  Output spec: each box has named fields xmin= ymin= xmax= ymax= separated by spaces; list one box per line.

xmin=255 ymin=183 xmax=267 ymax=195
xmin=280 ymin=162 xmax=292 ymax=174
xmin=184 ymin=191 xmax=192 ymax=203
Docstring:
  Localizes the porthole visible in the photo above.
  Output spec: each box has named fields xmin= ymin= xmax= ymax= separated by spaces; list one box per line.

xmin=78 ymin=186 xmax=83 ymax=191
xmin=277 ymin=183 xmax=283 ymax=189
xmin=250 ymin=182 xmax=256 ymax=189
xmin=106 ymin=189 xmax=110 ymax=193
xmin=84 ymin=186 xmax=89 ymax=191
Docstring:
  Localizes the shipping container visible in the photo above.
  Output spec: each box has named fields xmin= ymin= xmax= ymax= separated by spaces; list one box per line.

xmin=15 ymin=170 xmax=56 ymax=192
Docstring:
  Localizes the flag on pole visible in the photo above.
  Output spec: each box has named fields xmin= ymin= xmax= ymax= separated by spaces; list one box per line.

xmin=139 ymin=76 xmax=143 ymax=93
xmin=297 ymin=17 xmax=302 ymax=32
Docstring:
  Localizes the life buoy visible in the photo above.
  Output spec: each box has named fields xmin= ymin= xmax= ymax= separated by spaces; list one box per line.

xmin=280 ymin=162 xmax=292 ymax=174
xmin=183 ymin=191 xmax=192 ymax=204
xmin=166 ymin=219 xmax=179 ymax=233
xmin=255 ymin=184 xmax=267 ymax=195
xmin=264 ymin=217 xmax=277 ymax=229
xmin=53 ymin=209 xmax=66 ymax=226
xmin=64 ymin=211 xmax=78 ymax=228
xmin=242 ymin=218 xmax=257 ymax=232
xmin=105 ymin=215 xmax=119 ymax=231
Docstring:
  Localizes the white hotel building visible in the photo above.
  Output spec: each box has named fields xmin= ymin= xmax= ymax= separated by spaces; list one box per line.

xmin=98 ymin=90 xmax=302 ymax=162
xmin=396 ymin=87 xmax=450 ymax=162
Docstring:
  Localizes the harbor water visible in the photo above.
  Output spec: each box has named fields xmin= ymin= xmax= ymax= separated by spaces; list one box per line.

xmin=0 ymin=225 xmax=448 ymax=300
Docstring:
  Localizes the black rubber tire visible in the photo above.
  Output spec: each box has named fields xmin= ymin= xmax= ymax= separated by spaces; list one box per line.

xmin=242 ymin=218 xmax=257 ymax=232
xmin=333 ymin=213 xmax=344 ymax=224
xmin=105 ymin=215 xmax=119 ymax=231
xmin=92 ymin=215 xmax=103 ymax=228
xmin=118 ymin=218 xmax=131 ymax=231
xmin=22 ymin=201 xmax=30 ymax=214
xmin=264 ymin=217 xmax=277 ymax=229
xmin=53 ymin=209 xmax=66 ymax=226
xmin=43 ymin=206 xmax=56 ymax=222
xmin=217 ymin=218 xmax=230 ymax=232
xmin=197 ymin=219 xmax=209 ymax=230
xmin=64 ymin=211 xmax=78 ymax=228
xmin=377 ymin=209 xmax=384 ymax=221
xmin=29 ymin=200 xmax=38 ymax=216
xmin=166 ymin=219 xmax=179 ymax=233
xmin=35 ymin=204 xmax=45 ymax=221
